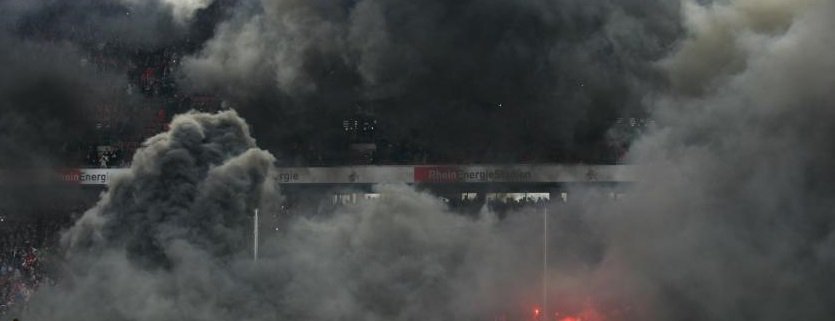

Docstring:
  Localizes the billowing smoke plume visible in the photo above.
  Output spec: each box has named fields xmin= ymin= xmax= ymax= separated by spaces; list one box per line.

xmin=63 ymin=111 xmax=275 ymax=264
xmin=595 ymin=0 xmax=835 ymax=319
xmin=27 ymin=111 xmax=570 ymax=321
xmin=661 ymin=0 xmax=822 ymax=95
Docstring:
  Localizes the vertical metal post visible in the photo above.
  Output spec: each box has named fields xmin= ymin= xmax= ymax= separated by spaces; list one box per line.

xmin=543 ymin=206 xmax=548 ymax=321
xmin=253 ymin=208 xmax=259 ymax=261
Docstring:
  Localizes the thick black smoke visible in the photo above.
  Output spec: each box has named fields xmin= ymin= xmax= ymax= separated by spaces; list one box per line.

xmin=0 ymin=38 xmax=106 ymax=215
xmin=0 ymin=0 xmax=232 ymax=137
xmin=0 ymin=5 xmax=123 ymax=211
xmin=0 ymin=0 xmax=228 ymax=211
xmin=0 ymin=38 xmax=103 ymax=170
xmin=183 ymin=0 xmax=681 ymax=163
xmin=2 ymin=0 xmax=682 ymax=166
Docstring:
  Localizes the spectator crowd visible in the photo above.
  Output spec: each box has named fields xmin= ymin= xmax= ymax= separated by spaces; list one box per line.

xmin=0 ymin=211 xmax=78 ymax=317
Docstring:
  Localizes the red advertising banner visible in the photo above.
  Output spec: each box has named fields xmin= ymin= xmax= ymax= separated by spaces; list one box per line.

xmin=60 ymin=169 xmax=82 ymax=183
xmin=414 ymin=166 xmax=534 ymax=183
xmin=413 ymin=166 xmax=460 ymax=183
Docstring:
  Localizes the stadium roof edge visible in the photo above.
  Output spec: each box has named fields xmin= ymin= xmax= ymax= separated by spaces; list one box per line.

xmin=54 ymin=164 xmax=636 ymax=185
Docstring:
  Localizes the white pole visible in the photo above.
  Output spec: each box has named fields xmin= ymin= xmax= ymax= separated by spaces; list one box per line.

xmin=253 ymin=208 xmax=259 ymax=261
xmin=543 ymin=206 xmax=548 ymax=321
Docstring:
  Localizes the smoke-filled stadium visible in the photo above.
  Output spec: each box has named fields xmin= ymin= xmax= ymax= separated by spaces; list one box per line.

xmin=2 ymin=0 xmax=835 ymax=320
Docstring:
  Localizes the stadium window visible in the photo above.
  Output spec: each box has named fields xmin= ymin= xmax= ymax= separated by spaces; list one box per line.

xmin=461 ymin=192 xmax=477 ymax=200
xmin=525 ymin=193 xmax=550 ymax=201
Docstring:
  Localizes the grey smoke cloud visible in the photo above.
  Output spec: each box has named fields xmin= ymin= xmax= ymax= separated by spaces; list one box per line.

xmin=9 ymin=0 xmax=204 ymax=48
xmin=660 ymin=0 xmax=821 ymax=95
xmin=596 ymin=0 xmax=835 ymax=319
xmin=27 ymin=111 xmax=576 ymax=321
xmin=119 ymin=0 xmax=214 ymax=23
xmin=5 ymin=0 xmax=835 ymax=320
xmin=64 ymin=111 xmax=274 ymax=262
